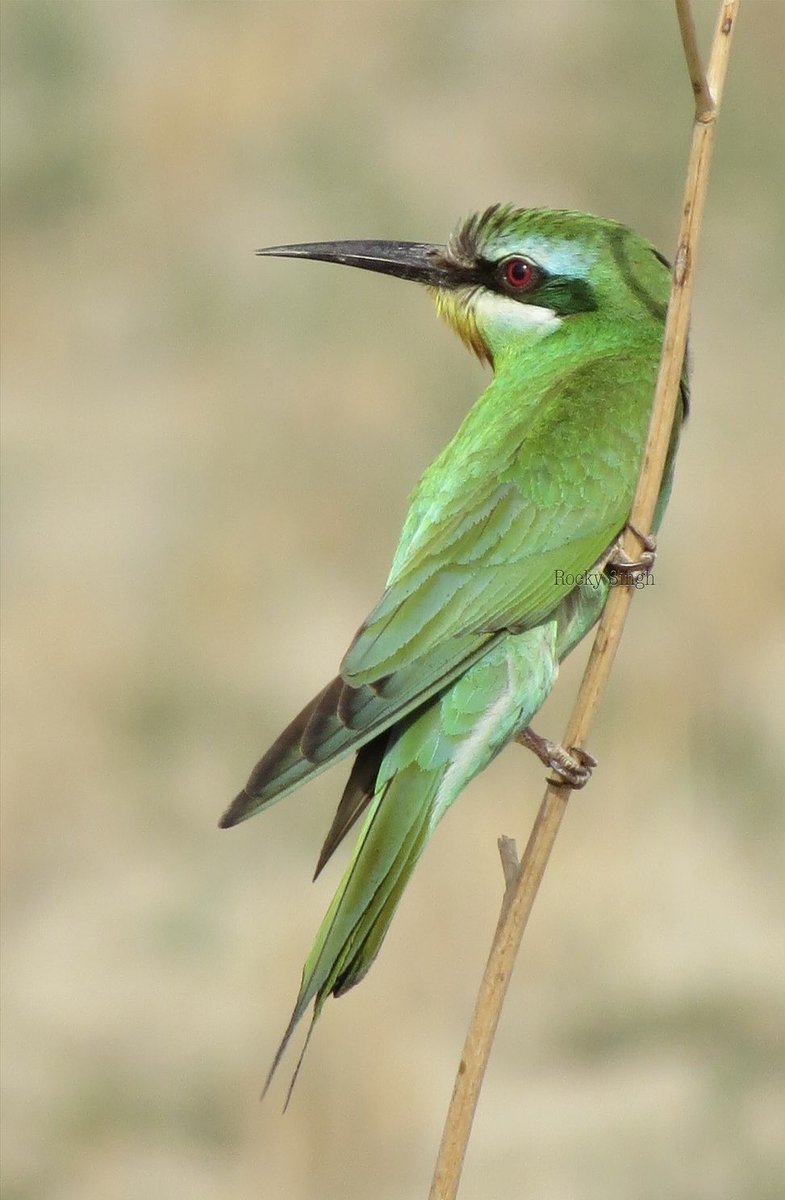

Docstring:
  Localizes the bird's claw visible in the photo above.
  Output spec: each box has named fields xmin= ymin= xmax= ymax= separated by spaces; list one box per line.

xmin=545 ymin=744 xmax=598 ymax=789
xmin=515 ymin=726 xmax=597 ymax=789
xmin=607 ymin=523 xmax=657 ymax=582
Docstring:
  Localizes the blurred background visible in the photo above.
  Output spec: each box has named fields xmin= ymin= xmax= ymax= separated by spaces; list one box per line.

xmin=2 ymin=2 xmax=784 ymax=1198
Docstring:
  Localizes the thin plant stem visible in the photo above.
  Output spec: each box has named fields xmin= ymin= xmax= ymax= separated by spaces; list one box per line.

xmin=676 ymin=0 xmax=716 ymax=118
xmin=428 ymin=3 xmax=740 ymax=1197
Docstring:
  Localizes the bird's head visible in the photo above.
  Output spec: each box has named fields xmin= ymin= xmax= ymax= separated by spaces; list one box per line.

xmin=257 ymin=204 xmax=671 ymax=367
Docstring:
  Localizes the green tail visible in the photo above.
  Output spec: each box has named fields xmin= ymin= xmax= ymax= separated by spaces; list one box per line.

xmin=265 ymin=616 xmax=578 ymax=1098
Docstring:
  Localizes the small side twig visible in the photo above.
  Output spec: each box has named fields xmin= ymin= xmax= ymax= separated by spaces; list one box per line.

xmin=428 ymin=3 xmax=740 ymax=1197
xmin=676 ymin=0 xmax=716 ymax=119
xmin=496 ymin=836 xmax=520 ymax=917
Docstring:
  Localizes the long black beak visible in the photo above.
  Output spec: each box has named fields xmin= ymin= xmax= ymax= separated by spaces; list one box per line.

xmin=256 ymin=239 xmax=460 ymax=287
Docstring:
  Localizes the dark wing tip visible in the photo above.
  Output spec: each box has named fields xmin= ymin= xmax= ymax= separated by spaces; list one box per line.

xmin=218 ymin=789 xmax=252 ymax=829
xmin=312 ymin=737 xmax=385 ymax=880
xmin=220 ymin=678 xmax=343 ymax=830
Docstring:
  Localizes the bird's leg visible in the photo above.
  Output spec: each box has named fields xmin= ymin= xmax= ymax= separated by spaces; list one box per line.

xmin=607 ymin=523 xmax=657 ymax=582
xmin=514 ymin=726 xmax=597 ymax=789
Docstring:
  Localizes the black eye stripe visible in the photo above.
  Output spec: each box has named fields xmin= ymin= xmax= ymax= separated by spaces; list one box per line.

xmin=442 ymin=254 xmax=595 ymax=316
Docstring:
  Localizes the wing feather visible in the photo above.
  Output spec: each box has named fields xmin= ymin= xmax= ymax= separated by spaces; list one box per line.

xmin=223 ymin=352 xmax=657 ymax=829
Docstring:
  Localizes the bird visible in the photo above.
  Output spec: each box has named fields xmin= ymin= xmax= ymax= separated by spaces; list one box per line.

xmin=220 ymin=204 xmax=687 ymax=1096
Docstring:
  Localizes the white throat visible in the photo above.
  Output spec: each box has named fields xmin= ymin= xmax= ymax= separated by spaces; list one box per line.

xmin=474 ymin=290 xmax=561 ymax=341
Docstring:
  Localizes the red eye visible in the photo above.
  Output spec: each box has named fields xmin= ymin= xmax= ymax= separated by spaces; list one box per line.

xmin=502 ymin=257 xmax=537 ymax=291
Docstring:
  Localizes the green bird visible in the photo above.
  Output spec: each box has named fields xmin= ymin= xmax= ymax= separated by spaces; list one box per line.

xmin=221 ymin=204 xmax=687 ymax=1093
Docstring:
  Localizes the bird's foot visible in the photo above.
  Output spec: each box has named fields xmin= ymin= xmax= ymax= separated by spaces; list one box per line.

xmin=515 ymin=726 xmax=597 ymax=789
xmin=607 ymin=523 xmax=657 ymax=583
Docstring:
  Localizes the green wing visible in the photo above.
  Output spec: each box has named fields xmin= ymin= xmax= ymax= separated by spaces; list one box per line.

xmin=342 ymin=350 xmax=649 ymax=678
xmin=221 ymin=352 xmax=652 ymax=828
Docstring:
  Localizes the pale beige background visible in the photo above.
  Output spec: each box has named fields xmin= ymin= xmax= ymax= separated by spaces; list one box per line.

xmin=2 ymin=3 xmax=784 ymax=1198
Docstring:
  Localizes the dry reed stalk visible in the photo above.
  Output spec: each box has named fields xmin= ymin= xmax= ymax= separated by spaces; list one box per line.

xmin=429 ymin=3 xmax=741 ymax=1196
